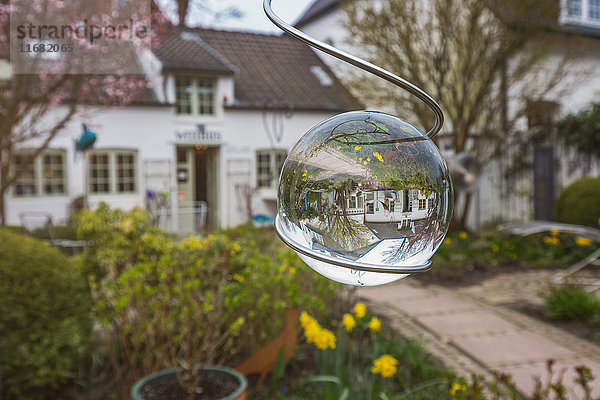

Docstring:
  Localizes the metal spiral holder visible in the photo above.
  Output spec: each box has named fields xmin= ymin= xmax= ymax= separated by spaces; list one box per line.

xmin=264 ymin=0 xmax=453 ymax=286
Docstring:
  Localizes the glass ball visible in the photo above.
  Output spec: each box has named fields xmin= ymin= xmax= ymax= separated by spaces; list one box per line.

xmin=276 ymin=111 xmax=453 ymax=286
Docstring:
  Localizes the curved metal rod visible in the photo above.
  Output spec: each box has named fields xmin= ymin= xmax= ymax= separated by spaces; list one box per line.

xmin=263 ymin=0 xmax=444 ymax=138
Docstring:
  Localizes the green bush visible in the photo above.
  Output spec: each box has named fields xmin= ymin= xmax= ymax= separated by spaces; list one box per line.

xmin=0 ymin=229 xmax=92 ymax=400
xmin=79 ymin=205 xmax=339 ymax=396
xmin=545 ymin=285 xmax=600 ymax=324
xmin=554 ymin=177 xmax=600 ymax=228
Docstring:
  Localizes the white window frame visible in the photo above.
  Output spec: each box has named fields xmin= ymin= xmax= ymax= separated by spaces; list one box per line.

xmin=256 ymin=149 xmax=287 ymax=190
xmin=12 ymin=148 xmax=68 ymax=197
xmin=418 ymin=199 xmax=427 ymax=210
xmin=561 ymin=0 xmax=600 ymax=27
xmin=88 ymin=149 xmax=138 ymax=195
xmin=175 ymin=75 xmax=217 ymax=116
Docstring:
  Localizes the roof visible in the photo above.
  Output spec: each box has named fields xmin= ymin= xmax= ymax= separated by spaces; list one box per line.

xmin=295 ymin=0 xmax=340 ymax=28
xmin=153 ymin=31 xmax=236 ymax=75
xmin=154 ymin=27 xmax=361 ymax=112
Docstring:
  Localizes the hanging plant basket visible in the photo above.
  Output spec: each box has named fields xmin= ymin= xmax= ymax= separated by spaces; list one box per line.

xmin=131 ymin=365 xmax=247 ymax=400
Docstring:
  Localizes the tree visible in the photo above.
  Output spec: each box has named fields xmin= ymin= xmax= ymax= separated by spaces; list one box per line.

xmin=342 ymin=0 xmax=577 ymax=230
xmin=0 ymin=0 xmax=164 ymax=224
xmin=170 ymin=0 xmax=242 ymax=26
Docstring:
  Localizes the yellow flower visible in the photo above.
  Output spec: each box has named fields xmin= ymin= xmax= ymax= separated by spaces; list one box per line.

xmin=373 ymin=151 xmax=384 ymax=162
xmin=444 ymin=237 xmax=452 ymax=245
xmin=313 ymin=328 xmax=336 ymax=350
xmin=550 ymin=229 xmax=559 ymax=237
xmin=450 ymin=382 xmax=467 ymax=396
xmin=363 ymin=161 xmax=367 ymax=165
xmin=490 ymin=243 xmax=499 ymax=253
xmin=368 ymin=316 xmax=381 ymax=333
xmin=459 ymin=231 xmax=467 ymax=240
xmin=233 ymin=273 xmax=245 ymax=283
xmin=353 ymin=302 xmax=367 ymax=319
xmin=288 ymin=267 xmax=296 ymax=275
xmin=299 ymin=311 xmax=314 ymax=329
xmin=543 ymin=236 xmax=560 ymax=245
xmin=367 ymin=158 xmax=371 ymax=161
xmin=230 ymin=242 xmax=242 ymax=255
xmin=342 ymin=313 xmax=356 ymax=332
xmin=359 ymin=157 xmax=363 ymax=161
xmin=354 ymin=145 xmax=362 ymax=150
xmin=576 ymin=236 xmax=592 ymax=247
xmin=370 ymin=354 xmax=398 ymax=378
xmin=304 ymin=320 xmax=321 ymax=344
xmin=336 ymin=146 xmax=341 ymax=150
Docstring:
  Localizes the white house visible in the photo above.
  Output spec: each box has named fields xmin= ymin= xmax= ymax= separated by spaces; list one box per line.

xmin=5 ymin=26 xmax=360 ymax=233
xmin=295 ymin=0 xmax=600 ymax=228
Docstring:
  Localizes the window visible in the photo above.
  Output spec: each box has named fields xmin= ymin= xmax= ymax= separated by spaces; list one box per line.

xmin=349 ymin=196 xmax=357 ymax=209
xmin=175 ymin=76 xmax=216 ymax=116
xmin=13 ymin=149 xmax=67 ymax=197
xmin=89 ymin=149 xmax=137 ymax=194
xmin=256 ymin=149 xmax=287 ymax=189
xmin=366 ymin=193 xmax=374 ymax=214
xmin=567 ymin=0 xmax=582 ymax=16
xmin=563 ymin=0 xmax=600 ymax=25
xmin=418 ymin=199 xmax=427 ymax=210
xmin=590 ymin=0 xmax=600 ymax=20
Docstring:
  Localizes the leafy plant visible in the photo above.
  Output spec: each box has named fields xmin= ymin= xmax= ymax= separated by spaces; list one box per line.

xmin=0 ymin=229 xmax=92 ymax=400
xmin=78 ymin=205 xmax=339 ymax=398
xmin=545 ymin=284 xmax=600 ymax=325
xmin=558 ymin=105 xmax=600 ymax=160
xmin=297 ymin=304 xmax=478 ymax=399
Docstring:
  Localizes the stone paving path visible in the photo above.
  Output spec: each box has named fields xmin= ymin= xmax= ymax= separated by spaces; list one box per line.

xmin=357 ymin=271 xmax=600 ymax=399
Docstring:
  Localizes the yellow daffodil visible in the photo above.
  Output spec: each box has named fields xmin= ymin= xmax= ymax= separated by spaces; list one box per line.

xmin=232 ymin=273 xmax=245 ymax=283
xmin=304 ymin=320 xmax=321 ymax=344
xmin=450 ymin=382 xmax=467 ymax=396
xmin=354 ymin=145 xmax=362 ymax=150
xmin=354 ymin=302 xmax=367 ymax=319
xmin=370 ymin=354 xmax=398 ymax=378
xmin=336 ymin=146 xmax=341 ymax=150
xmin=373 ymin=151 xmax=384 ymax=162
xmin=444 ymin=237 xmax=452 ymax=245
xmin=359 ymin=157 xmax=363 ymax=161
xmin=576 ymin=236 xmax=592 ymax=247
xmin=288 ymin=267 xmax=296 ymax=275
xmin=549 ymin=229 xmax=559 ymax=237
xmin=459 ymin=231 xmax=467 ymax=240
xmin=299 ymin=311 xmax=314 ymax=329
xmin=543 ymin=236 xmax=560 ymax=246
xmin=490 ymin=243 xmax=499 ymax=253
xmin=342 ymin=313 xmax=356 ymax=332
xmin=368 ymin=316 xmax=381 ymax=333
xmin=313 ymin=328 xmax=336 ymax=350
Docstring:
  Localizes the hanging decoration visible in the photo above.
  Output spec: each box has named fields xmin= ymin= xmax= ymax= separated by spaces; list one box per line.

xmin=264 ymin=0 xmax=453 ymax=286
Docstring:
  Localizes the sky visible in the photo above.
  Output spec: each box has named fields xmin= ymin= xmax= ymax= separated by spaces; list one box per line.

xmin=157 ymin=0 xmax=316 ymax=34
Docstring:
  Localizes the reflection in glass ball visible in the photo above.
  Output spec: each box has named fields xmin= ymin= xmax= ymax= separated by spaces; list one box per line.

xmin=276 ymin=111 xmax=453 ymax=286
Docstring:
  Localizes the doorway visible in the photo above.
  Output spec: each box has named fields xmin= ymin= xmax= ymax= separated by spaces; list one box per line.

xmin=176 ymin=145 xmax=219 ymax=233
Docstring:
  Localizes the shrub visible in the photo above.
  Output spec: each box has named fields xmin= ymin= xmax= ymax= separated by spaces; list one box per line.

xmin=545 ymin=284 xmax=600 ymax=324
xmin=84 ymin=205 xmax=339 ymax=397
xmin=0 ymin=229 xmax=92 ymax=400
xmin=73 ymin=202 xmax=174 ymax=278
xmin=554 ymin=177 xmax=600 ymax=228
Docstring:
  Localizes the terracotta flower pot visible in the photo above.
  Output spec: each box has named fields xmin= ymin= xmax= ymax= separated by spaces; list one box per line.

xmin=131 ymin=365 xmax=247 ymax=400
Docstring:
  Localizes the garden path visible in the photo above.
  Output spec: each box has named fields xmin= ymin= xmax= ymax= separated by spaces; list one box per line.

xmin=358 ymin=270 xmax=600 ymax=398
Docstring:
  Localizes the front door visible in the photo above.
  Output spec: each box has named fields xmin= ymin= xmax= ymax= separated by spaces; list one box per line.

xmin=176 ymin=145 xmax=219 ymax=233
